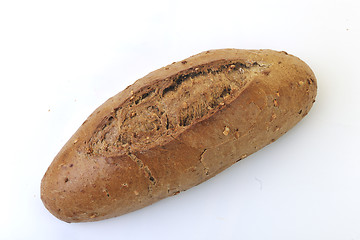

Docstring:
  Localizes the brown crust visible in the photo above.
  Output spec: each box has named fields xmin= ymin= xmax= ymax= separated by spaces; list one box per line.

xmin=41 ymin=49 xmax=317 ymax=222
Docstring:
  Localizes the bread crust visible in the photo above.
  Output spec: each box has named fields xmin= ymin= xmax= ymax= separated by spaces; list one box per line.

xmin=41 ymin=49 xmax=317 ymax=222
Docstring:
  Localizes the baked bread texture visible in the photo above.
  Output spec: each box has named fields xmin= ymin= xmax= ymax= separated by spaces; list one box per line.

xmin=41 ymin=49 xmax=317 ymax=222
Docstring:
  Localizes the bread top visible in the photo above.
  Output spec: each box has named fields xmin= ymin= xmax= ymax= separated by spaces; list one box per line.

xmin=72 ymin=49 xmax=312 ymax=157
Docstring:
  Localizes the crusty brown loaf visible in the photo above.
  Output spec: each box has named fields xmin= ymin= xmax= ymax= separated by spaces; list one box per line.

xmin=41 ymin=49 xmax=317 ymax=222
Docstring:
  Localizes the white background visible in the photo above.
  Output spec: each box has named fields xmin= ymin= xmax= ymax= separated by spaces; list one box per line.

xmin=1 ymin=0 xmax=359 ymax=239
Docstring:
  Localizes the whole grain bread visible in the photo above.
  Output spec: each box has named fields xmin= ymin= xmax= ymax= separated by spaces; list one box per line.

xmin=41 ymin=49 xmax=317 ymax=222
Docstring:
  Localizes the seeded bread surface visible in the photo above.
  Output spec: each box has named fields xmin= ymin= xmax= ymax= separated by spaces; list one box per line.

xmin=41 ymin=49 xmax=317 ymax=222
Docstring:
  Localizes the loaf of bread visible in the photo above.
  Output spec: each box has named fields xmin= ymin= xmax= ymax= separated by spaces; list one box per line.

xmin=41 ymin=49 xmax=317 ymax=222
